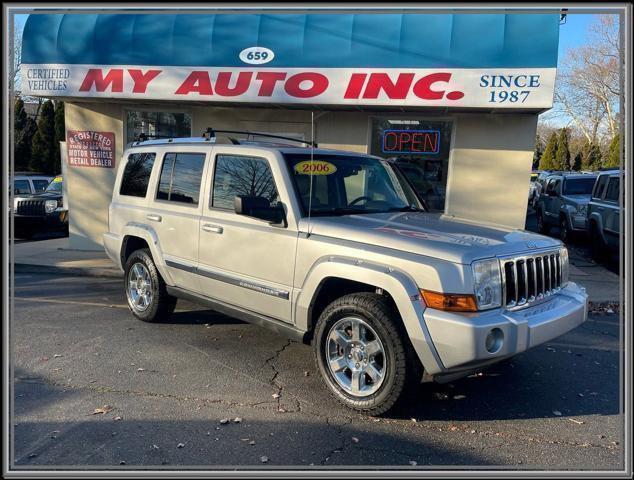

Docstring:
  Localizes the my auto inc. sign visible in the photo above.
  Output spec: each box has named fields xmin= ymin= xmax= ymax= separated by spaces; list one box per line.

xmin=21 ymin=65 xmax=556 ymax=109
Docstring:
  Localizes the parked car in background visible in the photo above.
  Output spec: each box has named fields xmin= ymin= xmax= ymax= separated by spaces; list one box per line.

xmin=530 ymin=170 xmax=556 ymax=209
xmin=536 ymin=172 xmax=598 ymax=243
xmin=528 ymin=171 xmax=543 ymax=207
xmin=13 ymin=175 xmax=68 ymax=239
xmin=13 ymin=172 xmax=54 ymax=195
xmin=587 ymin=170 xmax=621 ymax=259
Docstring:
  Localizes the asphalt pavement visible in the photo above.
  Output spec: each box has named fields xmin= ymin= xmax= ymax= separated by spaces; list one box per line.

xmin=11 ymin=272 xmax=623 ymax=470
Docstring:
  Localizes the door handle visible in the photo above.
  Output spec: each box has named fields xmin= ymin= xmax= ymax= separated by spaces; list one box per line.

xmin=146 ymin=214 xmax=162 ymax=222
xmin=202 ymin=224 xmax=223 ymax=234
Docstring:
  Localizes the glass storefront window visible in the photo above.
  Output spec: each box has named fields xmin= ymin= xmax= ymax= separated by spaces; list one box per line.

xmin=126 ymin=111 xmax=192 ymax=145
xmin=370 ymin=118 xmax=452 ymax=211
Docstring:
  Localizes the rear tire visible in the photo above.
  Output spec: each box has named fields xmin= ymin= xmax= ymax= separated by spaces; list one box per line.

xmin=124 ymin=248 xmax=177 ymax=322
xmin=312 ymin=292 xmax=420 ymax=416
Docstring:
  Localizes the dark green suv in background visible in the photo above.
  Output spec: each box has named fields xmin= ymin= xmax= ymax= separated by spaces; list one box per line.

xmin=587 ymin=170 xmax=621 ymax=259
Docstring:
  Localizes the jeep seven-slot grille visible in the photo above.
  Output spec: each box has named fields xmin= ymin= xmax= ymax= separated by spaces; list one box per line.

xmin=502 ymin=251 xmax=562 ymax=309
xmin=16 ymin=200 xmax=45 ymax=216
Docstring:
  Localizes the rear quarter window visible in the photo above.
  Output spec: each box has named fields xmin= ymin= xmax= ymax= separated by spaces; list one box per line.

xmin=156 ymin=152 xmax=206 ymax=205
xmin=120 ymin=152 xmax=156 ymax=197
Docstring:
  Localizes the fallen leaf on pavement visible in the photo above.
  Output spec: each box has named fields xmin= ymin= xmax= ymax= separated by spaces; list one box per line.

xmin=177 ymin=442 xmax=185 ymax=448
xmin=272 ymin=393 xmax=280 ymax=399
xmin=453 ymin=395 xmax=466 ymax=400
xmin=92 ymin=405 xmax=113 ymax=415
xmin=351 ymin=437 xmax=359 ymax=443
xmin=137 ymin=368 xmax=145 ymax=372
xmin=568 ymin=418 xmax=584 ymax=425
xmin=53 ymin=354 xmax=63 ymax=358
xmin=113 ymin=416 xmax=122 ymax=421
xmin=220 ymin=419 xmax=229 ymax=424
xmin=233 ymin=417 xmax=242 ymax=423
xmin=409 ymin=460 xmax=417 ymax=466
xmin=552 ymin=410 xmax=562 ymax=416
xmin=260 ymin=456 xmax=269 ymax=463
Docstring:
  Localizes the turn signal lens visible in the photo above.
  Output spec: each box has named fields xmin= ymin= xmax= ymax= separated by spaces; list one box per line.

xmin=420 ymin=289 xmax=478 ymax=312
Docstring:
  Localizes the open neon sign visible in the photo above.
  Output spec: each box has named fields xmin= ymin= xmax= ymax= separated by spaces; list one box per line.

xmin=381 ymin=129 xmax=440 ymax=154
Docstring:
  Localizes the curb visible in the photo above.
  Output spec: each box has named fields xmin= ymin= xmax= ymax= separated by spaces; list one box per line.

xmin=14 ymin=263 xmax=123 ymax=279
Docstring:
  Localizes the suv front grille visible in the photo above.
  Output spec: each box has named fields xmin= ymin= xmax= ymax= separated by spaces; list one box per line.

xmin=502 ymin=251 xmax=563 ymax=310
xmin=17 ymin=200 xmax=45 ymax=216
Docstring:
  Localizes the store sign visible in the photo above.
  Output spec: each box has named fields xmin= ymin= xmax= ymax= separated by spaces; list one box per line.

xmin=22 ymin=65 xmax=556 ymax=109
xmin=382 ymin=130 xmax=440 ymax=154
xmin=67 ymin=130 xmax=116 ymax=168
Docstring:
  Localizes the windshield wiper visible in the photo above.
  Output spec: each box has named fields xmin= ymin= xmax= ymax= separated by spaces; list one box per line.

xmin=387 ymin=205 xmax=425 ymax=213
xmin=310 ymin=207 xmax=382 ymax=217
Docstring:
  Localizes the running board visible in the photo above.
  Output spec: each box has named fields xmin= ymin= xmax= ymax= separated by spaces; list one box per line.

xmin=166 ymin=285 xmax=308 ymax=344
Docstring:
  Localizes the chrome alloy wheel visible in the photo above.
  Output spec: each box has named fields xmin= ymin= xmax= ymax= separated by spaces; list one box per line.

xmin=325 ymin=316 xmax=386 ymax=397
xmin=127 ymin=263 xmax=153 ymax=312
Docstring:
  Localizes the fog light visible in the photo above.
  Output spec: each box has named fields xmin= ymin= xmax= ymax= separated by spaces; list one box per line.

xmin=485 ymin=328 xmax=504 ymax=354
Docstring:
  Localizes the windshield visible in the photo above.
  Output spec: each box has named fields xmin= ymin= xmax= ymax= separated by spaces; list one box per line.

xmin=563 ymin=177 xmax=596 ymax=195
xmin=45 ymin=177 xmax=63 ymax=193
xmin=284 ymin=153 xmax=424 ymax=216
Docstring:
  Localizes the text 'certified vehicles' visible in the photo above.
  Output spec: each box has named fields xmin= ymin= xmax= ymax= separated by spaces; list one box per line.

xmin=104 ymin=131 xmax=588 ymax=415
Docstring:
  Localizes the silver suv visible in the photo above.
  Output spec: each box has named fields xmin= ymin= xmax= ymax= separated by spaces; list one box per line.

xmin=104 ymin=134 xmax=588 ymax=415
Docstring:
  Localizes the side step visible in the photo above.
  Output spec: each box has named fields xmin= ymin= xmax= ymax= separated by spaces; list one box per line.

xmin=166 ymin=286 xmax=309 ymax=344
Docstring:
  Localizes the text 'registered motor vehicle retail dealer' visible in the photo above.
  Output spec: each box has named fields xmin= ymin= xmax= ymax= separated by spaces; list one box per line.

xmin=21 ymin=12 xmax=560 ymax=250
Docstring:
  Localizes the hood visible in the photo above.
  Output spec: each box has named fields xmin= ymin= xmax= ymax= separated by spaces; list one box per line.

xmin=561 ymin=194 xmax=592 ymax=205
xmin=15 ymin=191 xmax=62 ymax=201
xmin=302 ymin=212 xmax=561 ymax=265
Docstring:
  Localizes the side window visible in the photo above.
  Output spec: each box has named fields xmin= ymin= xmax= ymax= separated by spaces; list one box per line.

xmin=156 ymin=152 xmax=205 ymax=205
xmin=604 ymin=177 xmax=620 ymax=203
xmin=211 ymin=155 xmax=279 ymax=210
xmin=545 ymin=178 xmax=555 ymax=194
xmin=553 ymin=179 xmax=562 ymax=195
xmin=120 ymin=152 xmax=156 ymax=197
xmin=592 ymin=175 xmax=609 ymax=199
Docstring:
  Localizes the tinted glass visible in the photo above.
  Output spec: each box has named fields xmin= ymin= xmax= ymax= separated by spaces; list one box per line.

xmin=14 ymin=180 xmax=31 ymax=194
xmin=156 ymin=153 xmax=205 ymax=205
xmin=32 ymin=180 xmax=50 ymax=192
xmin=212 ymin=155 xmax=279 ymax=210
xmin=120 ymin=152 xmax=156 ymax=197
xmin=593 ymin=175 xmax=609 ymax=199
xmin=284 ymin=154 xmax=423 ymax=216
xmin=126 ymin=111 xmax=192 ymax=144
xmin=605 ymin=177 xmax=620 ymax=202
xmin=45 ymin=177 xmax=63 ymax=193
xmin=563 ymin=177 xmax=596 ymax=195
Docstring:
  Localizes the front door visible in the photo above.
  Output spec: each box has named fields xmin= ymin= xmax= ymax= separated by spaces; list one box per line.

xmin=197 ymin=148 xmax=298 ymax=323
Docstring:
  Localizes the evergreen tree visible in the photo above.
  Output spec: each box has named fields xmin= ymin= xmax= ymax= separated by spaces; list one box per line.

xmin=53 ymin=100 xmax=65 ymax=174
xmin=554 ymin=128 xmax=571 ymax=170
xmin=604 ymin=133 xmax=621 ymax=168
xmin=533 ymin=133 xmax=544 ymax=170
xmin=581 ymin=142 xmax=602 ymax=171
xmin=30 ymin=100 xmax=56 ymax=174
xmin=14 ymin=97 xmax=36 ymax=171
xmin=538 ymin=132 xmax=558 ymax=170
xmin=572 ymin=151 xmax=583 ymax=171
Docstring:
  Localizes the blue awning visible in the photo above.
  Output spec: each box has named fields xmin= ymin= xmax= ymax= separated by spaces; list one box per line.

xmin=22 ymin=12 xmax=560 ymax=69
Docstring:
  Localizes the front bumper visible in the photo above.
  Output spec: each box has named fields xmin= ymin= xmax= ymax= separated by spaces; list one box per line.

xmin=423 ymin=282 xmax=588 ymax=373
xmin=14 ymin=211 xmax=68 ymax=230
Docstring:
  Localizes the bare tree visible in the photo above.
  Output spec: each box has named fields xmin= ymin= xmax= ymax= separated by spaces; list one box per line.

xmin=552 ymin=15 xmax=621 ymax=144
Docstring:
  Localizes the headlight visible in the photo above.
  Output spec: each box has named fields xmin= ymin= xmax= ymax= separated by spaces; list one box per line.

xmin=560 ymin=247 xmax=569 ymax=285
xmin=45 ymin=200 xmax=58 ymax=213
xmin=471 ymin=258 xmax=502 ymax=310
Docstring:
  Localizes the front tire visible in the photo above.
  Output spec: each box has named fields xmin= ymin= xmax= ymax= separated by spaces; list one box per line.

xmin=559 ymin=216 xmax=571 ymax=243
xmin=313 ymin=293 xmax=419 ymax=416
xmin=124 ymin=248 xmax=177 ymax=322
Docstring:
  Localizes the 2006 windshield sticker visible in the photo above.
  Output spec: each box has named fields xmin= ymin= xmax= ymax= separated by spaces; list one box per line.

xmin=294 ymin=160 xmax=337 ymax=175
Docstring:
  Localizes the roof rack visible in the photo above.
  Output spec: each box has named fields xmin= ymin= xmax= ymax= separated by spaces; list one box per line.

xmin=129 ymin=128 xmax=318 ymax=148
xmin=203 ymin=128 xmax=317 ymax=147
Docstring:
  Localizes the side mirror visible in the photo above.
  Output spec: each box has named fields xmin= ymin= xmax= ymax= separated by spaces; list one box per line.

xmin=235 ymin=195 xmax=286 ymax=227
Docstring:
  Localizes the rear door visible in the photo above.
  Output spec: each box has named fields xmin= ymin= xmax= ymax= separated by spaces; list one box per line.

xmin=145 ymin=148 xmax=210 ymax=292
xmin=197 ymin=147 xmax=299 ymax=323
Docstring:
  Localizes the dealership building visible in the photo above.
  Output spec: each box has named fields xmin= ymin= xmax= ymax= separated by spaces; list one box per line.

xmin=21 ymin=11 xmax=560 ymax=250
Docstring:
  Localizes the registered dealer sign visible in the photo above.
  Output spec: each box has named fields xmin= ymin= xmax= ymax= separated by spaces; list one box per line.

xmin=67 ymin=130 xmax=116 ymax=168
